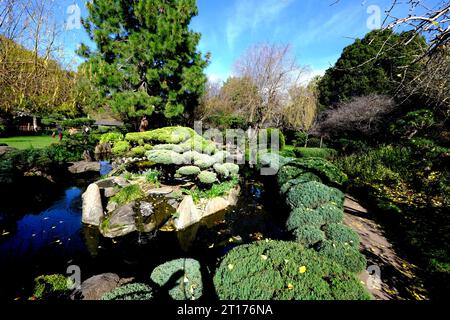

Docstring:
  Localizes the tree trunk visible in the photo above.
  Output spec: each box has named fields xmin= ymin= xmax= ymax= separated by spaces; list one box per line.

xmin=33 ymin=116 xmax=38 ymax=132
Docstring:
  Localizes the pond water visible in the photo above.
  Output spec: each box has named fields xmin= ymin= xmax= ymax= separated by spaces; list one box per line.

xmin=0 ymin=166 xmax=287 ymax=300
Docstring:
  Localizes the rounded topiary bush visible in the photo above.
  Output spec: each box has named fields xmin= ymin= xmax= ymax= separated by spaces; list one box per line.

xmin=176 ymin=165 xmax=201 ymax=176
xmin=293 ymin=225 xmax=326 ymax=247
xmin=318 ymin=240 xmax=367 ymax=273
xmin=213 ymin=163 xmax=240 ymax=178
xmin=101 ymin=283 xmax=153 ymax=300
xmin=324 ymin=224 xmax=360 ymax=249
xmin=286 ymin=207 xmax=325 ymax=231
xmin=130 ymin=146 xmax=146 ymax=156
xmin=279 ymin=173 xmax=322 ymax=195
xmin=286 ymin=181 xmax=344 ymax=210
xmin=152 ymin=144 xmax=184 ymax=153
xmin=150 ymin=258 xmax=203 ymax=300
xmin=145 ymin=149 xmax=184 ymax=165
xmin=291 ymin=158 xmax=348 ymax=186
xmin=316 ymin=203 xmax=344 ymax=224
xmin=213 ymin=241 xmax=370 ymax=300
xmin=198 ymin=171 xmax=217 ymax=184
xmin=112 ymin=141 xmax=131 ymax=156
xmin=100 ymin=132 xmax=124 ymax=144
xmin=277 ymin=165 xmax=305 ymax=186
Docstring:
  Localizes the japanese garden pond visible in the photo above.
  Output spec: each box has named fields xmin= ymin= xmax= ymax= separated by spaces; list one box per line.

xmin=0 ymin=164 xmax=287 ymax=300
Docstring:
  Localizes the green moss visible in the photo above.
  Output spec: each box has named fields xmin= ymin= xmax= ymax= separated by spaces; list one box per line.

xmin=145 ymin=149 xmax=184 ymax=165
xmin=176 ymin=165 xmax=201 ymax=176
xmin=110 ymin=184 xmax=144 ymax=206
xmin=324 ymin=224 xmax=360 ymax=249
xmin=112 ymin=141 xmax=131 ymax=156
xmin=150 ymin=258 xmax=203 ymax=300
xmin=318 ymin=240 xmax=367 ymax=273
xmin=286 ymin=181 xmax=345 ymax=210
xmin=32 ymin=274 xmax=73 ymax=300
xmin=213 ymin=241 xmax=371 ymax=300
xmin=293 ymin=225 xmax=326 ymax=247
xmin=101 ymin=283 xmax=153 ymax=300
xmin=197 ymin=171 xmax=217 ymax=184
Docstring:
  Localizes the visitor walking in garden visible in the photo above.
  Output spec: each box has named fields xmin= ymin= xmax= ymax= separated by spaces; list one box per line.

xmin=57 ymin=126 xmax=63 ymax=141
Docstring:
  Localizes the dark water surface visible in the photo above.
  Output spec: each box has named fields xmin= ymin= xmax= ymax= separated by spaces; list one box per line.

xmin=0 ymin=168 xmax=286 ymax=300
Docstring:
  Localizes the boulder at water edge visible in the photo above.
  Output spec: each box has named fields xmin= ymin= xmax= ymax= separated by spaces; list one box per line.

xmin=82 ymin=183 xmax=104 ymax=226
xmin=100 ymin=202 xmax=137 ymax=238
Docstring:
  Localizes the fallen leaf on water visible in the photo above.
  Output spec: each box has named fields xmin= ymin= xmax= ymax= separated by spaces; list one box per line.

xmin=2 ymin=231 xmax=10 ymax=236
xmin=208 ymin=244 xmax=214 ymax=249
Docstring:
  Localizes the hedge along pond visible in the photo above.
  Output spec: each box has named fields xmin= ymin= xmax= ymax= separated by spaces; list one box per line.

xmin=0 ymin=126 xmax=370 ymax=300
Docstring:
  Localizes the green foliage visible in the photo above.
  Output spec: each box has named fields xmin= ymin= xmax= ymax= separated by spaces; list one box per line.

xmin=277 ymin=165 xmax=306 ymax=186
xmin=150 ymin=258 xmax=203 ymax=300
xmin=182 ymin=176 xmax=239 ymax=202
xmin=110 ymin=184 xmax=144 ymax=206
xmin=286 ymin=207 xmax=325 ymax=231
xmin=144 ymin=169 xmax=160 ymax=184
xmin=316 ymin=203 xmax=344 ymax=225
xmin=145 ymin=149 xmax=184 ymax=165
xmin=112 ymin=141 xmax=131 ymax=156
xmin=258 ymin=128 xmax=286 ymax=151
xmin=324 ymin=224 xmax=360 ymax=249
xmin=183 ymin=151 xmax=216 ymax=169
xmin=213 ymin=162 xmax=240 ymax=178
xmin=306 ymin=137 xmax=323 ymax=148
xmin=197 ymin=171 xmax=217 ymax=184
xmin=279 ymin=173 xmax=322 ymax=195
xmin=389 ymin=109 xmax=435 ymax=138
xmin=126 ymin=127 xmax=196 ymax=144
xmin=99 ymin=132 xmax=124 ymax=144
xmin=101 ymin=283 xmax=153 ymax=301
xmin=213 ymin=241 xmax=370 ymax=300
xmin=176 ymin=165 xmax=201 ymax=176
xmin=206 ymin=114 xmax=248 ymax=129
xmin=79 ymin=0 xmax=208 ymax=123
xmin=152 ymin=144 xmax=185 ymax=153
xmin=295 ymin=147 xmax=337 ymax=159
xmin=286 ymin=181 xmax=344 ymax=210
xmin=292 ymin=157 xmax=348 ymax=186
xmin=292 ymin=131 xmax=308 ymax=147
xmin=318 ymin=240 xmax=367 ymax=273
xmin=293 ymin=225 xmax=326 ymax=247
xmin=61 ymin=117 xmax=95 ymax=128
xmin=33 ymin=274 xmax=73 ymax=300
xmin=130 ymin=146 xmax=146 ymax=156
xmin=318 ymin=29 xmax=426 ymax=106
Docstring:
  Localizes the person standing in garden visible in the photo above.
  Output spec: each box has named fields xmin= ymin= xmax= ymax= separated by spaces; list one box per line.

xmin=57 ymin=126 xmax=63 ymax=141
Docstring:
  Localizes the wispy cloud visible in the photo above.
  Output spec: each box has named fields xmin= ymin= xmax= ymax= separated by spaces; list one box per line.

xmin=226 ymin=0 xmax=294 ymax=49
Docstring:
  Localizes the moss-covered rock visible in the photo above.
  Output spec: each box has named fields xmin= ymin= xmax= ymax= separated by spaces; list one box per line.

xmin=176 ymin=165 xmax=201 ymax=176
xmin=145 ymin=149 xmax=184 ymax=165
xmin=109 ymin=184 xmax=144 ymax=206
xmin=150 ymin=258 xmax=203 ymax=300
xmin=213 ymin=241 xmax=370 ymax=300
xmin=198 ymin=171 xmax=217 ymax=184
xmin=101 ymin=283 xmax=153 ymax=300
xmin=32 ymin=274 xmax=73 ymax=300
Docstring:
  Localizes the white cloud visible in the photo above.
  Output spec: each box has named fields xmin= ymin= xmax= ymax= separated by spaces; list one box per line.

xmin=298 ymin=68 xmax=326 ymax=85
xmin=226 ymin=0 xmax=294 ymax=49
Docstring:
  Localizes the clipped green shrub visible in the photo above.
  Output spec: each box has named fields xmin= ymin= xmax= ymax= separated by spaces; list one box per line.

xmin=176 ymin=165 xmax=201 ymax=176
xmin=152 ymin=144 xmax=184 ymax=153
xmin=145 ymin=149 xmax=184 ymax=165
xmin=279 ymin=173 xmax=322 ymax=195
xmin=316 ymin=203 xmax=344 ymax=224
xmin=324 ymin=224 xmax=360 ymax=249
xmin=112 ymin=141 xmax=130 ymax=156
xmin=292 ymin=158 xmax=348 ymax=186
xmin=182 ymin=151 xmax=216 ymax=169
xmin=33 ymin=274 xmax=73 ymax=300
xmin=318 ymin=240 xmax=367 ymax=273
xmin=293 ymin=225 xmax=326 ymax=247
xmin=198 ymin=171 xmax=217 ymax=184
xmin=286 ymin=207 xmax=325 ymax=231
xmin=179 ymin=136 xmax=218 ymax=155
xmin=110 ymin=184 xmax=144 ymax=206
xmin=295 ymin=148 xmax=338 ymax=159
xmin=213 ymin=241 xmax=371 ymax=300
xmin=286 ymin=181 xmax=344 ymax=210
xmin=99 ymin=132 xmax=124 ymax=144
xmin=150 ymin=258 xmax=203 ymax=300
xmin=101 ymin=283 xmax=153 ymax=300
xmin=130 ymin=146 xmax=146 ymax=156
xmin=213 ymin=163 xmax=240 ymax=178
xmin=126 ymin=127 xmax=195 ymax=144
xmin=61 ymin=117 xmax=95 ymax=128
xmin=277 ymin=165 xmax=306 ymax=186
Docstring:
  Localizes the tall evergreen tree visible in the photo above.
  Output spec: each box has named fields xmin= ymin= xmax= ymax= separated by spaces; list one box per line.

xmin=78 ymin=0 xmax=208 ymax=127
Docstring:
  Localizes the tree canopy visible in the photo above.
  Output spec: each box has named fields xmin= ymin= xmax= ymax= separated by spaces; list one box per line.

xmin=78 ymin=0 xmax=209 ymax=127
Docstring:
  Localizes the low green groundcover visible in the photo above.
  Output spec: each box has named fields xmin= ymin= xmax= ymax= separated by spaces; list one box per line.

xmin=101 ymin=283 xmax=153 ymax=300
xmin=213 ymin=241 xmax=371 ymax=300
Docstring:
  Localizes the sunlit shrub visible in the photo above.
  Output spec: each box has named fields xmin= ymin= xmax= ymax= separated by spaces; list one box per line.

xmin=315 ymin=203 xmax=344 ymax=224
xmin=112 ymin=141 xmax=130 ymax=156
xmin=176 ymin=165 xmax=201 ymax=176
xmin=295 ymin=147 xmax=338 ymax=159
xmin=213 ymin=241 xmax=371 ymax=300
xmin=99 ymin=132 xmax=124 ymax=144
xmin=292 ymin=158 xmax=348 ymax=186
xmin=318 ymin=240 xmax=367 ymax=273
xmin=32 ymin=274 xmax=73 ymax=300
xmin=286 ymin=207 xmax=325 ymax=231
xmin=197 ymin=171 xmax=217 ymax=184
xmin=286 ymin=181 xmax=344 ymax=210
xmin=213 ymin=163 xmax=240 ymax=178
xmin=293 ymin=225 xmax=326 ymax=246
xmin=130 ymin=146 xmax=146 ymax=156
xmin=279 ymin=173 xmax=322 ymax=195
xmin=324 ymin=223 xmax=360 ymax=249
xmin=110 ymin=184 xmax=144 ymax=206
xmin=145 ymin=149 xmax=184 ymax=165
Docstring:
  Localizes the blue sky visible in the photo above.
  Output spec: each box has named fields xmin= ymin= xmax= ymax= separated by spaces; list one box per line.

xmin=56 ymin=0 xmax=440 ymax=83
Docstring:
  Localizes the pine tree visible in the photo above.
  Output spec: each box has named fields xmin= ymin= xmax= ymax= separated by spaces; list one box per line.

xmin=78 ymin=0 xmax=208 ymax=127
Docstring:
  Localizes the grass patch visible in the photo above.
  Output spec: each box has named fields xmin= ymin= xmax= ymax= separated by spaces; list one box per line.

xmin=0 ymin=136 xmax=55 ymax=150
xmin=182 ymin=176 xmax=239 ymax=203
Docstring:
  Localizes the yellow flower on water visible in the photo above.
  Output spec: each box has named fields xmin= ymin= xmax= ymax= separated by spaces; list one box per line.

xmin=287 ymin=283 xmax=294 ymax=290
xmin=208 ymin=244 xmax=214 ymax=249
xmin=228 ymin=264 xmax=234 ymax=271
xmin=261 ymin=255 xmax=268 ymax=261
xmin=299 ymin=266 xmax=307 ymax=274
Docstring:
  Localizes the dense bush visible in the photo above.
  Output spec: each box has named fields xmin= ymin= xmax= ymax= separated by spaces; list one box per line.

xmin=32 ymin=274 xmax=73 ymax=300
xmin=112 ymin=141 xmax=131 ymax=156
xmin=292 ymin=131 xmax=308 ymax=147
xmin=293 ymin=225 xmax=326 ymax=246
xmin=176 ymin=165 xmax=201 ymax=176
xmin=286 ymin=207 xmax=325 ymax=231
xmin=306 ymin=137 xmax=323 ymax=148
xmin=146 ymin=149 xmax=184 ymax=165
xmin=150 ymin=258 xmax=203 ymax=300
xmin=213 ymin=241 xmax=370 ymax=300
xmin=101 ymin=283 xmax=153 ymax=300
xmin=152 ymin=143 xmax=185 ymax=153
xmin=316 ymin=203 xmax=344 ymax=224
xmin=99 ymin=132 xmax=124 ymax=144
xmin=110 ymin=184 xmax=144 ymax=206
xmin=279 ymin=173 xmax=322 ymax=195
xmin=318 ymin=240 xmax=367 ymax=273
xmin=213 ymin=163 xmax=240 ymax=178
xmin=324 ymin=223 xmax=360 ymax=249
xmin=198 ymin=171 xmax=217 ymax=184
xmin=277 ymin=165 xmax=305 ymax=186
xmin=286 ymin=181 xmax=344 ymax=210
xmin=61 ymin=117 xmax=96 ymax=128
xmin=130 ymin=146 xmax=146 ymax=156
xmin=292 ymin=158 xmax=348 ymax=186
xmin=126 ymin=127 xmax=196 ymax=144
xmin=295 ymin=147 xmax=337 ymax=159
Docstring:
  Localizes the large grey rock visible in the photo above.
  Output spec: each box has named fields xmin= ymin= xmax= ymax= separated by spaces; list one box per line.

xmin=148 ymin=186 xmax=174 ymax=195
xmin=95 ymin=142 xmax=112 ymax=155
xmin=100 ymin=202 xmax=137 ymax=238
xmin=82 ymin=183 xmax=104 ymax=226
xmin=71 ymin=273 xmax=120 ymax=300
xmin=0 ymin=146 xmax=16 ymax=156
xmin=95 ymin=176 xmax=129 ymax=189
xmin=174 ymin=195 xmax=201 ymax=230
xmin=68 ymin=161 xmax=100 ymax=174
